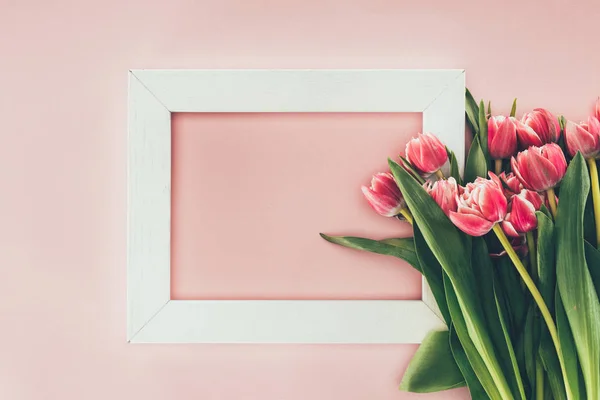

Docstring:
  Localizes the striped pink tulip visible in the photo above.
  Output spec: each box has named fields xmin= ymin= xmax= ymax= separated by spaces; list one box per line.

xmin=564 ymin=118 xmax=600 ymax=159
xmin=423 ymin=177 xmax=459 ymax=217
xmin=361 ymin=172 xmax=405 ymax=217
xmin=516 ymin=108 xmax=561 ymax=148
xmin=449 ymin=178 xmax=508 ymax=236
xmin=488 ymin=116 xmax=518 ymax=159
xmin=511 ymin=143 xmax=567 ymax=192
xmin=405 ymin=133 xmax=448 ymax=174
xmin=502 ymin=193 xmax=538 ymax=237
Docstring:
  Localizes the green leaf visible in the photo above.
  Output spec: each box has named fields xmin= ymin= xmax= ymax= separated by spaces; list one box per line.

xmin=487 ymin=101 xmax=491 ymax=117
xmin=584 ymin=193 xmax=597 ymax=246
xmin=449 ymin=324 xmax=490 ymax=400
xmin=465 ymin=88 xmax=480 ymax=135
xmin=510 ymin=98 xmax=518 ymax=118
xmin=556 ymin=289 xmax=584 ymax=400
xmin=494 ymin=256 xmax=528 ymax=336
xmin=464 ymin=136 xmax=488 ymax=182
xmin=414 ymin=224 xmax=451 ymax=324
xmin=555 ymin=153 xmax=600 ymax=399
xmin=536 ymin=212 xmax=567 ymax=400
xmin=447 ymin=148 xmax=462 ymax=185
xmin=537 ymin=212 xmax=556 ymax=310
xmin=472 ymin=238 xmax=525 ymax=399
xmin=319 ymin=234 xmax=421 ymax=273
xmin=478 ymin=100 xmax=489 ymax=161
xmin=390 ymin=159 xmax=512 ymax=399
xmin=522 ymin=303 xmax=541 ymax=397
xmin=399 ymin=330 xmax=465 ymax=393
xmin=444 ymin=273 xmax=502 ymax=399
xmin=399 ymin=156 xmax=426 ymax=184
xmin=584 ymin=241 xmax=600 ymax=299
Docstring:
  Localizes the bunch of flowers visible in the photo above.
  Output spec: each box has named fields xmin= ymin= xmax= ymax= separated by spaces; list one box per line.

xmin=321 ymin=93 xmax=600 ymax=400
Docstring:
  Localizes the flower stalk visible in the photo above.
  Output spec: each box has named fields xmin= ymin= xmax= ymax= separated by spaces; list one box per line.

xmin=546 ymin=188 xmax=558 ymax=218
xmin=399 ymin=208 xmax=414 ymax=225
xmin=587 ymin=158 xmax=600 ymax=248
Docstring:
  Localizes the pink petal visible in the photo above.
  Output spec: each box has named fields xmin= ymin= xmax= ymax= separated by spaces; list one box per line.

xmin=449 ymin=211 xmax=495 ymax=236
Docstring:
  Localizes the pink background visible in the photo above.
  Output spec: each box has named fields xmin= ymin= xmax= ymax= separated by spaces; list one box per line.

xmin=2 ymin=0 xmax=600 ymax=399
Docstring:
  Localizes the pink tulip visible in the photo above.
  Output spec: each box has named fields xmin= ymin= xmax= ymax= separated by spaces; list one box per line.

xmin=449 ymin=178 xmax=508 ymax=236
xmin=511 ymin=143 xmax=567 ymax=192
xmin=405 ymin=132 xmax=448 ymax=174
xmin=502 ymin=193 xmax=538 ymax=237
xmin=487 ymin=171 xmax=543 ymax=208
xmin=361 ymin=172 xmax=405 ymax=217
xmin=595 ymin=98 xmax=600 ymax=121
xmin=516 ymin=108 xmax=561 ymax=148
xmin=423 ymin=177 xmax=459 ymax=216
xmin=488 ymin=116 xmax=518 ymax=159
xmin=564 ymin=118 xmax=600 ymax=159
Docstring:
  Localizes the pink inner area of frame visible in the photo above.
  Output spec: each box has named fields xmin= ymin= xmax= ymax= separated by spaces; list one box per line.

xmin=170 ymin=113 xmax=422 ymax=300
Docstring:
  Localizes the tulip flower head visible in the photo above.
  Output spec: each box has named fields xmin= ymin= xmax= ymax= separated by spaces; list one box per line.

xmin=488 ymin=116 xmax=518 ymax=159
xmin=516 ymin=108 xmax=561 ymax=148
xmin=511 ymin=143 xmax=567 ymax=192
xmin=449 ymin=178 xmax=508 ymax=236
xmin=405 ymin=132 xmax=448 ymax=175
xmin=423 ymin=177 xmax=459 ymax=217
xmin=564 ymin=118 xmax=600 ymax=159
xmin=502 ymin=193 xmax=538 ymax=237
xmin=361 ymin=172 xmax=406 ymax=217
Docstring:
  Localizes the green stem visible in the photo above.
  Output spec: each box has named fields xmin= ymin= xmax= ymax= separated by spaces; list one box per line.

xmin=435 ymin=169 xmax=445 ymax=180
xmin=587 ymin=158 xmax=600 ymax=248
xmin=399 ymin=208 xmax=414 ymax=225
xmin=493 ymin=225 xmax=572 ymax=399
xmin=494 ymin=159 xmax=503 ymax=175
xmin=546 ymin=188 xmax=558 ymax=218
xmin=536 ymin=356 xmax=544 ymax=400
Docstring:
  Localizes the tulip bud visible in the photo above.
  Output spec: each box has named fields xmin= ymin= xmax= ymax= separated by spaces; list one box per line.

xmin=502 ymin=194 xmax=538 ymax=237
xmin=423 ymin=177 xmax=459 ymax=216
xmin=405 ymin=132 xmax=448 ymax=174
xmin=449 ymin=179 xmax=507 ymax=236
xmin=361 ymin=172 xmax=405 ymax=217
xmin=488 ymin=116 xmax=518 ymax=159
xmin=564 ymin=118 xmax=600 ymax=159
xmin=511 ymin=143 xmax=567 ymax=192
xmin=516 ymin=108 xmax=561 ymax=148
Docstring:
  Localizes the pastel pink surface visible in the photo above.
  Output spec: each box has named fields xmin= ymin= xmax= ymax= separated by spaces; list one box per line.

xmin=2 ymin=0 xmax=600 ymax=399
xmin=171 ymin=112 xmax=419 ymax=300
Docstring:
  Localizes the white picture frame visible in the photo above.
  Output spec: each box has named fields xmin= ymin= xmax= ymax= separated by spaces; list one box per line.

xmin=128 ymin=69 xmax=466 ymax=343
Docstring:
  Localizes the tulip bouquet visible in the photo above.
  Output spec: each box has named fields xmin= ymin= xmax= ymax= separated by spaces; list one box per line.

xmin=320 ymin=92 xmax=600 ymax=400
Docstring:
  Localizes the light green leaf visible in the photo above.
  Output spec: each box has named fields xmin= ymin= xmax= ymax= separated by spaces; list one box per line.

xmin=536 ymin=212 xmax=567 ymax=400
xmin=399 ymin=156 xmax=426 ymax=184
xmin=464 ymin=136 xmax=488 ymax=182
xmin=444 ymin=273 xmax=502 ymax=399
xmin=556 ymin=153 xmax=600 ymax=399
xmin=414 ymin=224 xmax=451 ymax=325
xmin=399 ymin=330 xmax=465 ymax=393
xmin=510 ymin=98 xmax=518 ymax=118
xmin=556 ymin=289 xmax=584 ymax=400
xmin=465 ymin=88 xmax=480 ymax=135
xmin=449 ymin=324 xmax=490 ymax=400
xmin=447 ymin=148 xmax=462 ymax=185
xmin=319 ymin=234 xmax=421 ymax=273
